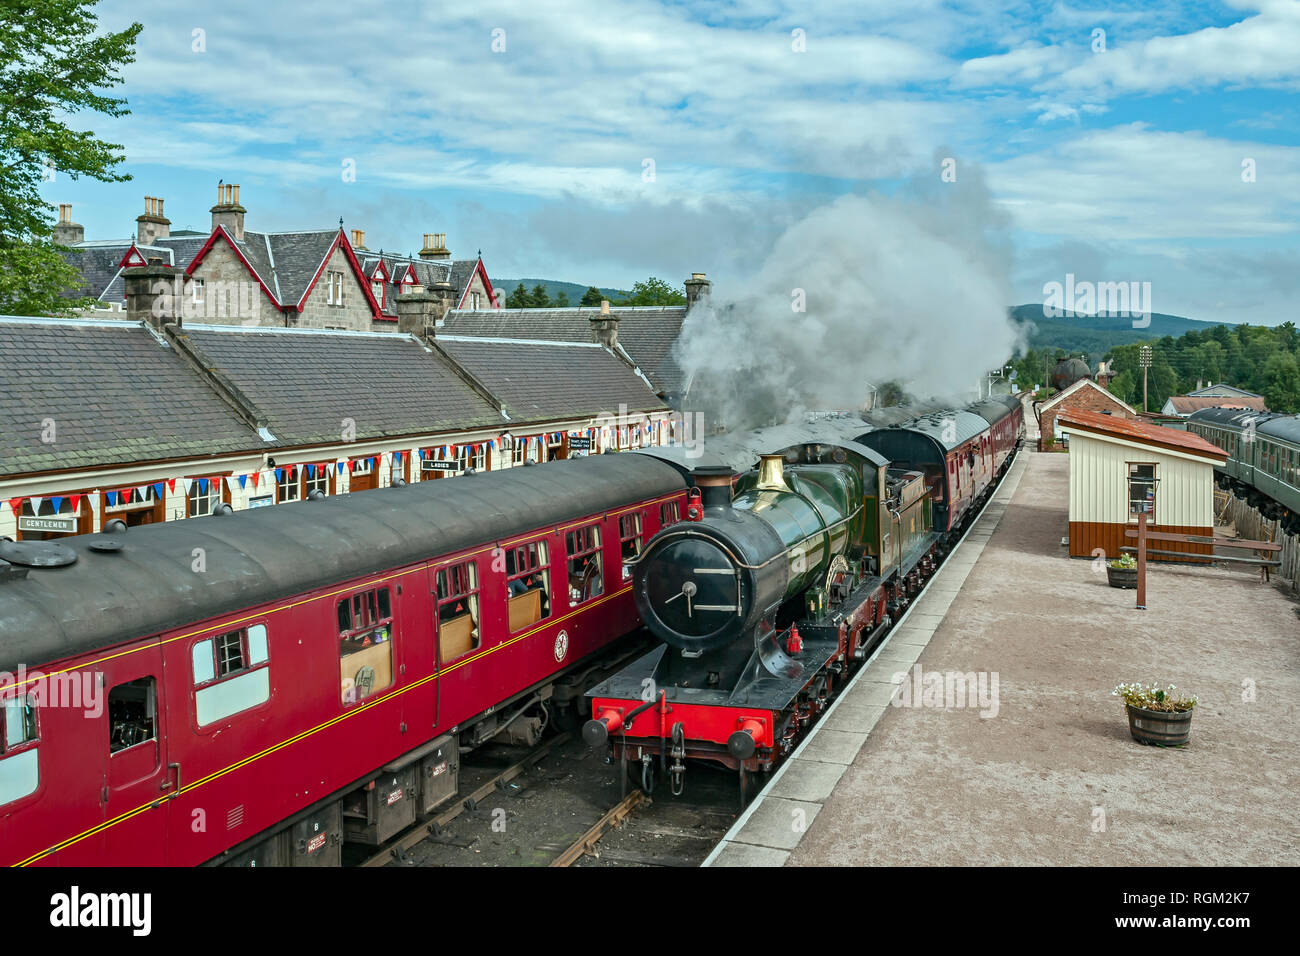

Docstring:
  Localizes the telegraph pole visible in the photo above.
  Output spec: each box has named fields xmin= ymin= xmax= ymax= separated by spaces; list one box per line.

xmin=1139 ymin=345 xmax=1152 ymax=413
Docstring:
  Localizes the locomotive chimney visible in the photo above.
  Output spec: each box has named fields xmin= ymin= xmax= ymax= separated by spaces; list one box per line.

xmin=756 ymin=454 xmax=791 ymax=492
xmin=692 ymin=466 xmax=734 ymax=510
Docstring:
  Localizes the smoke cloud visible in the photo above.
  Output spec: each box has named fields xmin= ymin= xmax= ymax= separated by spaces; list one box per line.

xmin=675 ymin=168 xmax=1024 ymax=431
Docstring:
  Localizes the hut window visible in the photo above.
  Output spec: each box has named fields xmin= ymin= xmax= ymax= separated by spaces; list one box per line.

xmin=1127 ymin=464 xmax=1157 ymax=518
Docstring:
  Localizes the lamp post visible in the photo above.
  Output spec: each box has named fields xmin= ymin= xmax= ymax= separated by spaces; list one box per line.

xmin=1139 ymin=345 xmax=1153 ymax=413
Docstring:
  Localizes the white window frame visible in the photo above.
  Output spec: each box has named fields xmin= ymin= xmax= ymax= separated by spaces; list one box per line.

xmin=192 ymin=277 xmax=205 ymax=304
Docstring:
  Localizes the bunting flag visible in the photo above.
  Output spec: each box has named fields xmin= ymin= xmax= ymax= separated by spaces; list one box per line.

xmin=198 ymin=478 xmax=209 ymax=495
xmin=137 ymin=485 xmax=149 ymax=501
xmin=6 ymin=498 xmax=20 ymax=517
xmin=107 ymin=491 xmax=119 ymax=507
xmin=346 ymin=459 xmax=355 ymax=474
xmin=238 ymin=474 xmax=248 ymax=490
xmin=68 ymin=494 xmax=82 ymax=515
xmin=275 ymin=467 xmax=284 ymax=482
xmin=307 ymin=463 xmax=317 ymax=478
xmin=392 ymin=451 xmax=402 ymax=465
xmin=417 ymin=449 xmax=425 ymax=461
xmin=337 ymin=462 xmax=345 ymax=475
xmin=182 ymin=478 xmax=194 ymax=495
xmin=152 ymin=482 xmax=165 ymax=500
xmin=50 ymin=496 xmax=63 ymax=514
xmin=167 ymin=478 xmax=177 ymax=494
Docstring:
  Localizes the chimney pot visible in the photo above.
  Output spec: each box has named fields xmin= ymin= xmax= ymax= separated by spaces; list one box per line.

xmin=53 ymin=203 xmax=84 ymax=244
xmin=232 ymin=184 xmax=240 ymax=204
xmin=600 ymin=299 xmax=610 ymax=314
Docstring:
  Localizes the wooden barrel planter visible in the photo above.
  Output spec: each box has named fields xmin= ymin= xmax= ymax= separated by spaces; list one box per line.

xmin=1107 ymin=566 xmax=1138 ymax=589
xmin=1126 ymin=705 xmax=1194 ymax=746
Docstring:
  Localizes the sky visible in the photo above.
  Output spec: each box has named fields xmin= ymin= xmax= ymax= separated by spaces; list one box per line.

xmin=42 ymin=0 xmax=1300 ymax=326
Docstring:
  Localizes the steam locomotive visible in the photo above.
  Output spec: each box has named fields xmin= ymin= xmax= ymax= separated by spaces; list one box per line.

xmin=584 ymin=395 xmax=1023 ymax=799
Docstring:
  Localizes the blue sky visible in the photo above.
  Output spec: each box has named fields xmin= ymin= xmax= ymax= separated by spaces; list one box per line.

xmin=42 ymin=0 xmax=1300 ymax=325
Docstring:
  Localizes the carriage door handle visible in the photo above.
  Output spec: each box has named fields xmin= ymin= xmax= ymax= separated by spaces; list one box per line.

xmin=160 ymin=761 xmax=181 ymax=795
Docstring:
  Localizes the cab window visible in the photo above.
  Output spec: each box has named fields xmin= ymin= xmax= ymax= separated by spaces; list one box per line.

xmin=436 ymin=560 xmax=480 ymax=662
xmin=565 ymin=524 xmax=604 ymax=605
xmin=505 ymin=541 xmax=551 ymax=632
xmin=338 ymin=587 xmax=395 ymax=705
xmin=0 ymin=695 xmax=38 ymax=806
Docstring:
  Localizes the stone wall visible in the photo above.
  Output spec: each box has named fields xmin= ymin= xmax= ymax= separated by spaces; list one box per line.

xmin=296 ymin=245 xmax=374 ymax=331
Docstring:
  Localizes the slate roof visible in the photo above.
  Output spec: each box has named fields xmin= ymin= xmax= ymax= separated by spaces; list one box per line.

xmin=1166 ymin=395 xmax=1266 ymax=415
xmin=178 ymin=325 xmax=505 ymax=446
xmin=441 ymin=306 xmax=689 ymax=395
xmin=0 ymin=317 xmax=263 ymax=477
xmin=436 ymin=336 xmax=666 ymax=421
xmin=60 ymin=236 xmax=209 ymax=303
xmin=357 ymin=253 xmax=453 ymax=316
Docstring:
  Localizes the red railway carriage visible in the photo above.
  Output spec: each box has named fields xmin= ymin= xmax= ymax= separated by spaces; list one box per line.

xmin=0 ymin=455 xmax=688 ymax=866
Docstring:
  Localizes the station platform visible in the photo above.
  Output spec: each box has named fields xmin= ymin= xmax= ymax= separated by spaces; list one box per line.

xmin=704 ymin=449 xmax=1300 ymax=866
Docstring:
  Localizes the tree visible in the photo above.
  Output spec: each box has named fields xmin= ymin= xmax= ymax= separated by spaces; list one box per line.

xmin=527 ymin=283 xmax=550 ymax=308
xmin=1108 ymin=370 xmax=1136 ymax=405
xmin=579 ymin=286 xmax=604 ymax=307
xmin=1260 ymin=352 xmax=1300 ymax=413
xmin=553 ymin=290 xmax=569 ymax=307
xmin=0 ymin=0 xmax=142 ymax=315
xmin=623 ymin=276 xmax=686 ymax=306
xmin=505 ymin=282 xmax=529 ymax=309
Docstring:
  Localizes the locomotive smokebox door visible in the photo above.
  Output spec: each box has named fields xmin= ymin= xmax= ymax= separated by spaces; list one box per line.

xmin=343 ymin=765 xmax=419 ymax=845
xmin=289 ymin=801 xmax=343 ymax=867
xmin=418 ymin=734 xmax=459 ymax=814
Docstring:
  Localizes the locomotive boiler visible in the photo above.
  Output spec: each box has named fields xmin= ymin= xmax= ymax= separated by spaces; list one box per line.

xmin=584 ymin=431 xmax=935 ymax=798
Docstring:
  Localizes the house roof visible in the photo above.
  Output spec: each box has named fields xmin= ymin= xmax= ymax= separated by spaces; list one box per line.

xmin=1166 ymin=395 xmax=1266 ymax=415
xmin=1058 ymin=409 xmax=1227 ymax=461
xmin=177 ymin=325 xmax=505 ymax=447
xmin=1039 ymin=377 xmax=1137 ymax=415
xmin=1187 ymin=383 xmax=1261 ymax=398
xmin=436 ymin=336 xmax=667 ymax=421
xmin=441 ymin=305 xmax=689 ymax=395
xmin=0 ymin=317 xmax=264 ymax=477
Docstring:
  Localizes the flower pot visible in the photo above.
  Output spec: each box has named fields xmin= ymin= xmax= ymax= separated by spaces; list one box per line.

xmin=1107 ymin=566 xmax=1138 ymax=589
xmin=1126 ymin=704 xmax=1193 ymax=747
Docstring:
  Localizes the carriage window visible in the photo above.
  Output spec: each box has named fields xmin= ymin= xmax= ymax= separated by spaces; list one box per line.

xmin=506 ymin=541 xmax=551 ymax=632
xmin=108 ymin=678 xmax=157 ymax=754
xmin=192 ymin=625 xmax=271 ymax=725
xmin=565 ymin=524 xmax=604 ymax=605
xmin=436 ymin=561 xmax=480 ymax=661
xmin=338 ymin=587 xmax=395 ymax=706
xmin=619 ymin=513 xmax=643 ymax=579
xmin=0 ymin=695 xmax=38 ymax=806
xmin=659 ymin=501 xmax=680 ymax=527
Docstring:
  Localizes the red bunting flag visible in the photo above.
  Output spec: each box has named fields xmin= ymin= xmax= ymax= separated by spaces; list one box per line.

xmin=7 ymin=498 xmax=22 ymax=517
xmin=251 ymin=472 xmax=260 ymax=489
xmin=347 ymin=459 xmax=355 ymax=473
xmin=167 ymin=478 xmax=177 ymax=494
xmin=68 ymin=494 xmax=82 ymax=515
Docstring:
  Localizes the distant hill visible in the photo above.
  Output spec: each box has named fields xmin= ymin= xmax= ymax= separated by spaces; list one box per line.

xmin=1010 ymin=304 xmax=1236 ymax=358
xmin=492 ymin=278 xmax=631 ymax=305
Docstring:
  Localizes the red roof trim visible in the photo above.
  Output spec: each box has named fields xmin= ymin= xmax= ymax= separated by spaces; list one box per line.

xmin=117 ymin=245 xmax=148 ymax=269
xmin=186 ymin=227 xmax=282 ymax=311
xmin=456 ymin=257 xmax=498 ymax=309
xmin=295 ymin=230 xmax=384 ymax=317
xmin=1059 ymin=409 xmax=1228 ymax=460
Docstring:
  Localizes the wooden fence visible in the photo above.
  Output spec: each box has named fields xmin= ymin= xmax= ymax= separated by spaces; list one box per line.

xmin=1219 ymin=494 xmax=1300 ymax=594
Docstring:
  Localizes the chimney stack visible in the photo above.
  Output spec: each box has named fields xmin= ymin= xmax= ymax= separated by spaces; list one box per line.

xmin=210 ymin=182 xmax=246 ymax=240
xmin=350 ymin=228 xmax=366 ymax=250
xmin=136 ymin=195 xmax=172 ymax=245
xmin=684 ymin=272 xmax=711 ymax=309
xmin=419 ymin=232 xmax=451 ymax=261
xmin=53 ymin=203 xmax=84 ymax=245
xmin=123 ymin=258 xmax=186 ymax=331
xmin=589 ymin=299 xmax=619 ymax=349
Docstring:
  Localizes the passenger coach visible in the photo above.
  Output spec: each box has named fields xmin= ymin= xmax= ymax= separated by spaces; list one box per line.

xmin=0 ymin=455 xmax=688 ymax=866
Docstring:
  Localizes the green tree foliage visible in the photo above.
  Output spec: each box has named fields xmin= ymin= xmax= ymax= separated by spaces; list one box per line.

xmin=505 ymin=282 xmax=530 ymax=309
xmin=0 ymin=0 xmax=142 ymax=315
xmin=579 ymin=286 xmax=604 ymax=307
xmin=621 ymin=276 xmax=686 ymax=307
xmin=1104 ymin=322 xmax=1300 ymax=413
xmin=528 ymin=283 xmax=550 ymax=308
xmin=553 ymin=289 xmax=569 ymax=307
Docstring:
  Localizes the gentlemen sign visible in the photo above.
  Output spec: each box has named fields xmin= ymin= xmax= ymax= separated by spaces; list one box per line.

xmin=19 ymin=515 xmax=77 ymax=534
xmin=421 ymin=459 xmax=457 ymax=472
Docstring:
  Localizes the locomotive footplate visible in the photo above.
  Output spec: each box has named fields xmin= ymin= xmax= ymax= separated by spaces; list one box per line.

xmin=584 ymin=625 xmax=843 ymax=774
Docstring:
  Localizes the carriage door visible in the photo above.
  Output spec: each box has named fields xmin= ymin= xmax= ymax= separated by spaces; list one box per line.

xmin=100 ymin=646 xmax=173 ymax=863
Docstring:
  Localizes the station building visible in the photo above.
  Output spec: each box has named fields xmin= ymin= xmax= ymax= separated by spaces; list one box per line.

xmin=0 ymin=264 xmax=689 ymax=542
xmin=1058 ymin=409 xmax=1228 ymax=560
xmin=1036 ymin=378 xmax=1136 ymax=449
